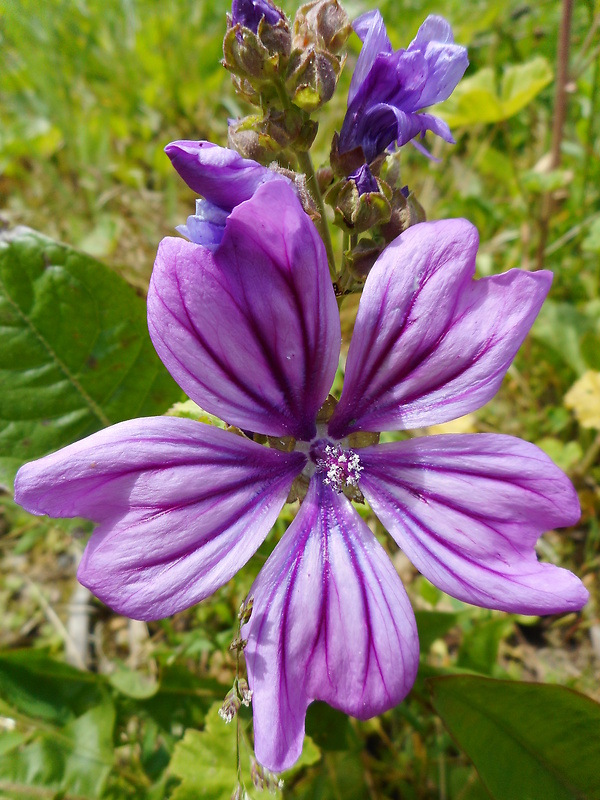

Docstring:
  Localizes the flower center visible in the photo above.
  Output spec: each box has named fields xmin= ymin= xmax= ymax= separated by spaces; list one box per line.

xmin=310 ymin=440 xmax=363 ymax=493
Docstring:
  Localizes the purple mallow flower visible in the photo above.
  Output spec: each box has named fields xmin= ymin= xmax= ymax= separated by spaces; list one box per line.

xmin=15 ymin=179 xmax=587 ymax=772
xmin=231 ymin=0 xmax=284 ymax=33
xmin=166 ymin=140 xmax=290 ymax=251
xmin=339 ymin=11 xmax=468 ymax=162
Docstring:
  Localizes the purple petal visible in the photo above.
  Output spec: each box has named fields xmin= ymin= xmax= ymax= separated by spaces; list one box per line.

xmin=165 ymin=140 xmax=289 ymax=211
xmin=360 ymin=435 xmax=588 ymax=614
xmin=176 ymin=199 xmax=230 ymax=251
xmin=149 ymin=181 xmax=340 ymax=440
xmin=408 ymin=16 xmax=468 ymax=109
xmin=232 ymin=0 xmax=284 ymax=33
xmin=329 ymin=219 xmax=551 ymax=438
xmin=350 ymin=164 xmax=378 ymax=195
xmin=15 ymin=417 xmax=305 ymax=620
xmin=409 ymin=15 xmax=456 ymax=48
xmin=244 ymin=477 xmax=419 ymax=772
xmin=416 ymin=42 xmax=469 ymax=108
xmin=349 ymin=10 xmax=393 ymax=105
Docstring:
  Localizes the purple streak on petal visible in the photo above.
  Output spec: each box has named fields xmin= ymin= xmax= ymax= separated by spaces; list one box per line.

xmin=165 ymin=140 xmax=289 ymax=210
xmin=15 ymin=417 xmax=305 ymax=620
xmin=348 ymin=10 xmax=393 ymax=105
xmin=232 ymin=0 xmax=284 ymax=33
xmin=329 ymin=219 xmax=551 ymax=438
xmin=149 ymin=181 xmax=340 ymax=440
xmin=360 ymin=434 xmax=588 ymax=614
xmin=244 ymin=477 xmax=418 ymax=772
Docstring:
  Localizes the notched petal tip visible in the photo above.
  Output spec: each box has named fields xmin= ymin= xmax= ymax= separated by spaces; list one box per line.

xmin=245 ymin=478 xmax=418 ymax=772
xmin=360 ymin=434 xmax=588 ymax=616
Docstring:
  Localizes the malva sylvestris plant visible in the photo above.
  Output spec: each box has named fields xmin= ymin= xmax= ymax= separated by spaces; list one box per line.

xmin=13 ymin=0 xmax=589 ymax=780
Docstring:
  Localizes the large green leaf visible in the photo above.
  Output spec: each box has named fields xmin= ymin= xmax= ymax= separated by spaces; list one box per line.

xmin=0 ymin=698 xmax=115 ymax=799
xmin=0 ymin=226 xmax=180 ymax=487
xmin=429 ymin=675 xmax=600 ymax=800
xmin=0 ymin=649 xmax=106 ymax=724
xmin=170 ymin=702 xmax=320 ymax=800
xmin=438 ymin=57 xmax=553 ymax=128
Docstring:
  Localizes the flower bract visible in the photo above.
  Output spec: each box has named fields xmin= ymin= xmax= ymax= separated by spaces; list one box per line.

xmin=339 ymin=11 xmax=469 ymax=162
xmin=15 ymin=151 xmax=588 ymax=773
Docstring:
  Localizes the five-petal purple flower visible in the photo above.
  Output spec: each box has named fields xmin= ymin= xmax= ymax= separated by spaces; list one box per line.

xmin=339 ymin=11 xmax=468 ymax=162
xmin=15 ymin=152 xmax=588 ymax=773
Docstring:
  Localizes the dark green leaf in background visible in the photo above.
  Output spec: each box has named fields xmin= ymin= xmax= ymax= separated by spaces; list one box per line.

xmin=414 ymin=610 xmax=460 ymax=653
xmin=429 ymin=675 xmax=600 ymax=800
xmin=0 ymin=227 xmax=181 ymax=488
xmin=0 ymin=649 xmax=105 ymax=724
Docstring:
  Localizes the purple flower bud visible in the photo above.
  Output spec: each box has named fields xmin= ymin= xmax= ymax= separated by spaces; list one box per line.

xmin=339 ymin=12 xmax=468 ymax=162
xmin=165 ymin=140 xmax=291 ymax=251
xmin=232 ymin=0 xmax=284 ymax=33
xmin=349 ymin=164 xmax=378 ymax=195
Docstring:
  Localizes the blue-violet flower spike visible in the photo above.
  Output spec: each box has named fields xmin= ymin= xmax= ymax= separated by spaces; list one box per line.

xmin=339 ymin=11 xmax=468 ymax=162
xmin=15 ymin=158 xmax=588 ymax=774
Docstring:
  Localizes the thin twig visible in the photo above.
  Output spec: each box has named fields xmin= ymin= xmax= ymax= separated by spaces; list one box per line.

xmin=536 ymin=0 xmax=573 ymax=270
xmin=25 ymin=579 xmax=88 ymax=671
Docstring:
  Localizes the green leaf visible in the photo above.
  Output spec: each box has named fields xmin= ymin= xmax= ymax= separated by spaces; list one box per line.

xmin=0 ymin=649 xmax=106 ymax=724
xmin=169 ymin=703 xmax=243 ymax=800
xmin=170 ymin=702 xmax=320 ymax=800
xmin=109 ymin=663 xmax=160 ymax=699
xmin=0 ymin=699 xmax=115 ymax=799
xmin=437 ymin=69 xmax=502 ymax=127
xmin=414 ymin=610 xmax=460 ymax=652
xmin=532 ymin=300 xmax=599 ymax=376
xmin=499 ymin=58 xmax=554 ymax=117
xmin=438 ymin=58 xmax=553 ymax=127
xmin=139 ymin=665 xmax=229 ymax=733
xmin=0 ymin=227 xmax=180 ymax=487
xmin=305 ymin=701 xmax=357 ymax=752
xmin=456 ymin=616 xmax=514 ymax=676
xmin=429 ymin=676 xmax=600 ymax=800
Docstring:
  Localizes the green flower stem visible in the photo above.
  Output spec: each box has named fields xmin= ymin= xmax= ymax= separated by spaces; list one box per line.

xmin=269 ymin=79 xmax=336 ymax=279
xmin=296 ymin=149 xmax=337 ymax=281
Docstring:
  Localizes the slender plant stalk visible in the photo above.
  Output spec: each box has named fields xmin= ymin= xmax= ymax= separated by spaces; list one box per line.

xmin=536 ymin=0 xmax=573 ymax=270
xmin=296 ymin=149 xmax=337 ymax=279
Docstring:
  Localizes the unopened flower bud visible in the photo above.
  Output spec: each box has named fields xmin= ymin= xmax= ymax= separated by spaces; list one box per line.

xmin=219 ymin=688 xmax=242 ymax=723
xmin=237 ymin=678 xmax=253 ymax=706
xmin=232 ymin=0 xmax=284 ymax=33
xmin=223 ymin=1 xmax=291 ymax=85
xmin=327 ymin=166 xmax=391 ymax=234
xmin=231 ymin=785 xmax=248 ymax=800
xmin=380 ymin=186 xmax=426 ymax=242
xmin=293 ymin=0 xmax=351 ymax=53
xmin=351 ymin=163 xmax=378 ymax=195
xmin=228 ymin=109 xmax=317 ymax=161
xmin=285 ymin=47 xmax=338 ymax=111
xmin=345 ymin=237 xmax=381 ymax=281
xmin=229 ymin=636 xmax=248 ymax=651
xmin=238 ymin=596 xmax=254 ymax=624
